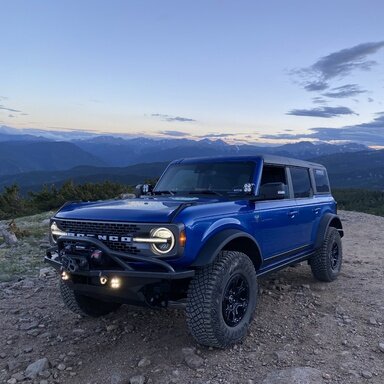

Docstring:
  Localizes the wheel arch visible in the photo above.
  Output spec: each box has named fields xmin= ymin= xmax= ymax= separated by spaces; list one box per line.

xmin=191 ymin=229 xmax=263 ymax=271
xmin=315 ymin=213 xmax=344 ymax=249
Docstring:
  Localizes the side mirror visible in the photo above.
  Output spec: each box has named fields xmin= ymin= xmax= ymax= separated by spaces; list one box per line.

xmin=134 ymin=184 xmax=153 ymax=197
xmin=258 ymin=182 xmax=287 ymax=200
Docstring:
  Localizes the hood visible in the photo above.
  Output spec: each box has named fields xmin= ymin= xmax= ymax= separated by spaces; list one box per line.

xmin=54 ymin=197 xmax=211 ymax=223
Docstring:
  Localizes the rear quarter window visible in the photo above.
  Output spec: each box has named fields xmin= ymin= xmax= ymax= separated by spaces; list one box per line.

xmin=290 ymin=167 xmax=312 ymax=198
xmin=314 ymin=168 xmax=330 ymax=193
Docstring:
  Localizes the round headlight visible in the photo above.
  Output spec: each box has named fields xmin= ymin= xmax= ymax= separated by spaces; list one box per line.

xmin=151 ymin=227 xmax=175 ymax=254
xmin=50 ymin=221 xmax=66 ymax=244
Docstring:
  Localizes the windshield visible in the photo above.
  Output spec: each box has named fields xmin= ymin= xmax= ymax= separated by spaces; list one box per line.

xmin=154 ymin=161 xmax=255 ymax=196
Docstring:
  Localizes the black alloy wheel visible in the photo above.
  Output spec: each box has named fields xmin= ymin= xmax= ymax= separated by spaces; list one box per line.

xmin=330 ymin=242 xmax=340 ymax=270
xmin=222 ymin=274 xmax=249 ymax=327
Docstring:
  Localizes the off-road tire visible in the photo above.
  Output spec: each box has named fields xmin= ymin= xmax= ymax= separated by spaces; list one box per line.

xmin=310 ymin=227 xmax=342 ymax=282
xmin=60 ymin=280 xmax=121 ymax=317
xmin=186 ymin=251 xmax=257 ymax=348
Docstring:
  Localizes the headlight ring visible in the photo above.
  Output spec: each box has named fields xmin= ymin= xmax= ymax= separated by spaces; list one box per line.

xmin=150 ymin=227 xmax=175 ymax=254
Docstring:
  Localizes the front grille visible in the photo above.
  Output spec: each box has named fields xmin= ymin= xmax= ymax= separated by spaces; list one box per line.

xmin=55 ymin=219 xmax=147 ymax=254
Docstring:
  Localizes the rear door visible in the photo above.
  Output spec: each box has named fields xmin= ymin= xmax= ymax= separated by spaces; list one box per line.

xmin=288 ymin=166 xmax=316 ymax=249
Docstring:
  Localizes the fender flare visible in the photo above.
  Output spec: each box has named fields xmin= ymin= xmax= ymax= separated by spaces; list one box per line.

xmin=191 ymin=229 xmax=262 ymax=268
xmin=315 ymin=213 xmax=344 ymax=249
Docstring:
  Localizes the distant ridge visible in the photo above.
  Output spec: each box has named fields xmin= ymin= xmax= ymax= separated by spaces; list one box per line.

xmin=0 ymin=141 xmax=106 ymax=176
xmin=0 ymin=126 xmax=378 ymax=192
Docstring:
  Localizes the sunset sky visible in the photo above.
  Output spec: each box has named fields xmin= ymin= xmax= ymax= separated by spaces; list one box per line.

xmin=1 ymin=0 xmax=384 ymax=145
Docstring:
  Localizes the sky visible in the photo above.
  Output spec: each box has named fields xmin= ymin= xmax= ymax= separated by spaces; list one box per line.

xmin=0 ymin=0 xmax=384 ymax=146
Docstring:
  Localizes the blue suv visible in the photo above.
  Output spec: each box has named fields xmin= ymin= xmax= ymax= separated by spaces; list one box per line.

xmin=45 ymin=155 xmax=343 ymax=348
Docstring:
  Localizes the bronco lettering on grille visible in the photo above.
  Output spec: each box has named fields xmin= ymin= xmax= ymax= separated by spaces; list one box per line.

xmin=66 ymin=233 xmax=132 ymax=242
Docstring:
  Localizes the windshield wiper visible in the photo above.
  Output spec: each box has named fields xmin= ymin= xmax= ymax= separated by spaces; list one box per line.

xmin=188 ymin=190 xmax=223 ymax=197
xmin=153 ymin=190 xmax=175 ymax=196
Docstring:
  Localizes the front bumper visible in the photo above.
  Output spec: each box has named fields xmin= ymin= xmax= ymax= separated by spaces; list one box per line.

xmin=45 ymin=235 xmax=194 ymax=305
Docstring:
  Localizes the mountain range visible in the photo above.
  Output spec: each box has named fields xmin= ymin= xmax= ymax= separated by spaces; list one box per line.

xmin=0 ymin=125 xmax=382 ymax=192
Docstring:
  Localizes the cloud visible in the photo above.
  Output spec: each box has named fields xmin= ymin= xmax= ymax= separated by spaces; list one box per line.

xmin=286 ymin=106 xmax=356 ymax=118
xmin=8 ymin=114 xmax=15 ymax=118
xmin=294 ymin=41 xmax=384 ymax=91
xmin=151 ymin=113 xmax=196 ymax=122
xmin=0 ymin=105 xmax=22 ymax=113
xmin=197 ymin=133 xmax=238 ymax=138
xmin=322 ymin=84 xmax=366 ymax=98
xmin=304 ymin=81 xmax=329 ymax=91
xmin=159 ymin=130 xmax=189 ymax=137
xmin=368 ymin=97 xmax=374 ymax=103
xmin=312 ymin=97 xmax=327 ymax=104
xmin=261 ymin=112 xmax=384 ymax=145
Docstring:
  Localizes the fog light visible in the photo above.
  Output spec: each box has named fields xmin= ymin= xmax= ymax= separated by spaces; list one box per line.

xmin=100 ymin=276 xmax=108 ymax=285
xmin=110 ymin=277 xmax=121 ymax=289
xmin=61 ymin=271 xmax=70 ymax=281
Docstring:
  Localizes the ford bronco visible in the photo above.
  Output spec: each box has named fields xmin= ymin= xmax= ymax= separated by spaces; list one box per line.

xmin=45 ymin=155 xmax=343 ymax=347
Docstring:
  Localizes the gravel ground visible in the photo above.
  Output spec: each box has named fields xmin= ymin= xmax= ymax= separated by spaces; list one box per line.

xmin=0 ymin=210 xmax=383 ymax=384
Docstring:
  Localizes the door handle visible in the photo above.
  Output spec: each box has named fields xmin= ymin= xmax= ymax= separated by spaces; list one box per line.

xmin=313 ymin=208 xmax=321 ymax=214
xmin=288 ymin=210 xmax=299 ymax=218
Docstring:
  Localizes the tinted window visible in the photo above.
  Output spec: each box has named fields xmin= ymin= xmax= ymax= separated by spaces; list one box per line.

xmin=155 ymin=162 xmax=255 ymax=195
xmin=258 ymin=165 xmax=289 ymax=200
xmin=290 ymin=167 xmax=312 ymax=198
xmin=260 ymin=165 xmax=287 ymax=185
xmin=314 ymin=168 xmax=330 ymax=193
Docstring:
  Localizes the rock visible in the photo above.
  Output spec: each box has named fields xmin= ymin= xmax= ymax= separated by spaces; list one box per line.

xmin=124 ymin=324 xmax=135 ymax=333
xmin=129 ymin=375 xmax=146 ymax=384
xmin=23 ymin=346 xmax=33 ymax=353
xmin=106 ymin=324 xmax=118 ymax=332
xmin=20 ymin=321 xmax=39 ymax=331
xmin=273 ymin=350 xmax=290 ymax=363
xmin=39 ymin=380 xmax=49 ymax=384
xmin=38 ymin=370 xmax=51 ymax=379
xmin=182 ymin=348 xmax=204 ymax=369
xmin=138 ymin=357 xmax=151 ymax=368
xmin=11 ymin=372 xmax=25 ymax=381
xmin=57 ymin=363 xmax=66 ymax=371
xmin=38 ymin=331 xmax=52 ymax=339
xmin=379 ymin=342 xmax=384 ymax=353
xmin=39 ymin=243 xmax=50 ymax=250
xmin=369 ymin=317 xmax=377 ymax=325
xmin=7 ymin=359 xmax=22 ymax=372
xmin=72 ymin=328 xmax=85 ymax=335
xmin=27 ymin=329 xmax=42 ymax=337
xmin=7 ymin=378 xmax=17 ymax=384
xmin=0 ymin=352 xmax=7 ymax=358
xmin=20 ymin=278 xmax=35 ymax=289
xmin=25 ymin=358 xmax=50 ymax=379
xmin=361 ymin=370 xmax=373 ymax=379
xmin=0 ymin=224 xmax=18 ymax=245
xmin=182 ymin=347 xmax=195 ymax=354
xmin=262 ymin=367 xmax=323 ymax=384
xmin=39 ymin=267 xmax=54 ymax=278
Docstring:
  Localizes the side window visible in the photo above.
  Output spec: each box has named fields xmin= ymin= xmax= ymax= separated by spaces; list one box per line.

xmin=259 ymin=165 xmax=288 ymax=200
xmin=290 ymin=167 xmax=312 ymax=198
xmin=313 ymin=168 xmax=330 ymax=193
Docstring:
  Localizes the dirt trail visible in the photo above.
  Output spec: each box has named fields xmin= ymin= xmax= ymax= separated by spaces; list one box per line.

xmin=1 ymin=210 xmax=383 ymax=383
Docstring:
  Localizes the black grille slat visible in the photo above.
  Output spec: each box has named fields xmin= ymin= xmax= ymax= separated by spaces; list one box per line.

xmin=56 ymin=220 xmax=144 ymax=254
